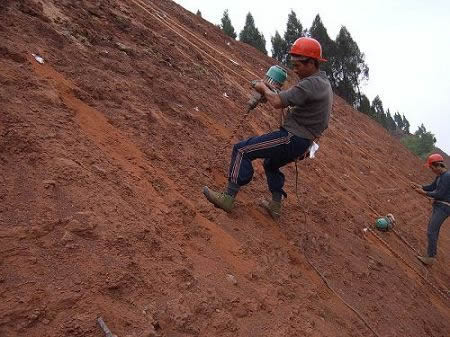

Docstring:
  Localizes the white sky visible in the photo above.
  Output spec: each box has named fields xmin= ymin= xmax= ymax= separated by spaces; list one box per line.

xmin=174 ymin=0 xmax=450 ymax=152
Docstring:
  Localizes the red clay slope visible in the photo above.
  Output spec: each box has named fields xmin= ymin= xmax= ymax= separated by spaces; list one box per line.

xmin=0 ymin=1 xmax=448 ymax=336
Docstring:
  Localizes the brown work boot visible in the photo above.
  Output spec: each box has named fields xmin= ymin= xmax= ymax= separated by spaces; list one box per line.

xmin=417 ymin=255 xmax=436 ymax=266
xmin=203 ymin=186 xmax=234 ymax=213
xmin=260 ymin=199 xmax=281 ymax=220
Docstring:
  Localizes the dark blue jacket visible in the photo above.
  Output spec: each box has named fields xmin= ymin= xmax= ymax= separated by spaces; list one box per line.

xmin=423 ymin=171 xmax=450 ymax=212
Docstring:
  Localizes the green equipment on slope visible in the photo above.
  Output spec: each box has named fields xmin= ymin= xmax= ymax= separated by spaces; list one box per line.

xmin=375 ymin=214 xmax=396 ymax=232
xmin=247 ymin=65 xmax=288 ymax=112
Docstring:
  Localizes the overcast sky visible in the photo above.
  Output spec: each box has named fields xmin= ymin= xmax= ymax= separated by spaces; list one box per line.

xmin=173 ymin=0 xmax=450 ymax=152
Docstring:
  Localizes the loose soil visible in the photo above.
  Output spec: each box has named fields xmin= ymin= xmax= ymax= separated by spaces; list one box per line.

xmin=0 ymin=1 xmax=448 ymax=336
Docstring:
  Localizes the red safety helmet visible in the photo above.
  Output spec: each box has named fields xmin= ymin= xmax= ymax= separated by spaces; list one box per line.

xmin=424 ymin=153 xmax=444 ymax=168
xmin=289 ymin=37 xmax=327 ymax=62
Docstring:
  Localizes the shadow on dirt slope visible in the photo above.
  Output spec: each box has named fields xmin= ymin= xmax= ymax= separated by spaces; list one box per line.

xmin=0 ymin=1 xmax=448 ymax=336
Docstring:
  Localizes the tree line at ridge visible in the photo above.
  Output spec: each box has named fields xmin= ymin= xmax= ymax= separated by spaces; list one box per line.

xmin=195 ymin=9 xmax=439 ymax=159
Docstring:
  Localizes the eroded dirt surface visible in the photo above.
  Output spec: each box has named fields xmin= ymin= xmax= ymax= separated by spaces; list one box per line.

xmin=0 ymin=1 xmax=448 ymax=336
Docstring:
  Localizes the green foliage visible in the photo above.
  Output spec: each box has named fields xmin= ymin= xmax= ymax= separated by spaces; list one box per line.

xmin=309 ymin=14 xmax=337 ymax=87
xmin=394 ymin=112 xmax=404 ymax=130
xmin=284 ymin=10 xmax=303 ymax=46
xmin=239 ymin=12 xmax=267 ymax=54
xmin=220 ymin=9 xmax=237 ymax=39
xmin=357 ymin=94 xmax=371 ymax=115
xmin=334 ymin=26 xmax=369 ymax=107
xmin=402 ymin=114 xmax=410 ymax=134
xmin=361 ymin=100 xmax=436 ymax=157
xmin=386 ymin=109 xmax=397 ymax=131
xmin=357 ymin=93 xmax=414 ymax=137
xmin=415 ymin=124 xmax=437 ymax=150
xmin=283 ymin=10 xmax=303 ymax=66
xmin=271 ymin=30 xmax=287 ymax=63
xmin=371 ymin=95 xmax=384 ymax=122
xmin=401 ymin=124 xmax=436 ymax=158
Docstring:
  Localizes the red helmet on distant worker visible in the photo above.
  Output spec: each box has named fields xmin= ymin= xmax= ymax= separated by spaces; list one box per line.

xmin=289 ymin=37 xmax=327 ymax=62
xmin=425 ymin=153 xmax=444 ymax=168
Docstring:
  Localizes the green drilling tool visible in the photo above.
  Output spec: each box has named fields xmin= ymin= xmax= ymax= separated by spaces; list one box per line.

xmin=247 ymin=65 xmax=288 ymax=112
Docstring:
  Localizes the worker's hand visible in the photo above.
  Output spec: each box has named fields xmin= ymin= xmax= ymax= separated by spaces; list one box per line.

xmin=413 ymin=186 xmax=427 ymax=195
xmin=411 ymin=182 xmax=422 ymax=189
xmin=252 ymin=80 xmax=268 ymax=94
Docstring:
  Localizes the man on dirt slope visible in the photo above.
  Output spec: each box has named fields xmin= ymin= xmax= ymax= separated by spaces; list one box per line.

xmin=412 ymin=153 xmax=450 ymax=265
xmin=203 ymin=37 xmax=332 ymax=219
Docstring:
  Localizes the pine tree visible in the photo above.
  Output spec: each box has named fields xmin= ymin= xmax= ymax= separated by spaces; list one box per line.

xmin=258 ymin=34 xmax=267 ymax=55
xmin=196 ymin=10 xmax=202 ymax=17
xmin=357 ymin=94 xmax=371 ymax=115
xmin=394 ymin=111 xmax=404 ymax=130
xmin=386 ymin=109 xmax=397 ymax=131
xmin=284 ymin=10 xmax=303 ymax=46
xmin=334 ymin=26 xmax=369 ymax=107
xmin=379 ymin=112 xmax=388 ymax=129
xmin=416 ymin=124 xmax=437 ymax=155
xmin=402 ymin=114 xmax=410 ymax=134
xmin=239 ymin=12 xmax=267 ymax=54
xmin=271 ymin=31 xmax=287 ymax=63
xmin=283 ymin=10 xmax=303 ymax=66
xmin=220 ymin=9 xmax=237 ymax=39
xmin=309 ymin=14 xmax=337 ymax=87
xmin=371 ymin=95 xmax=385 ymax=125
